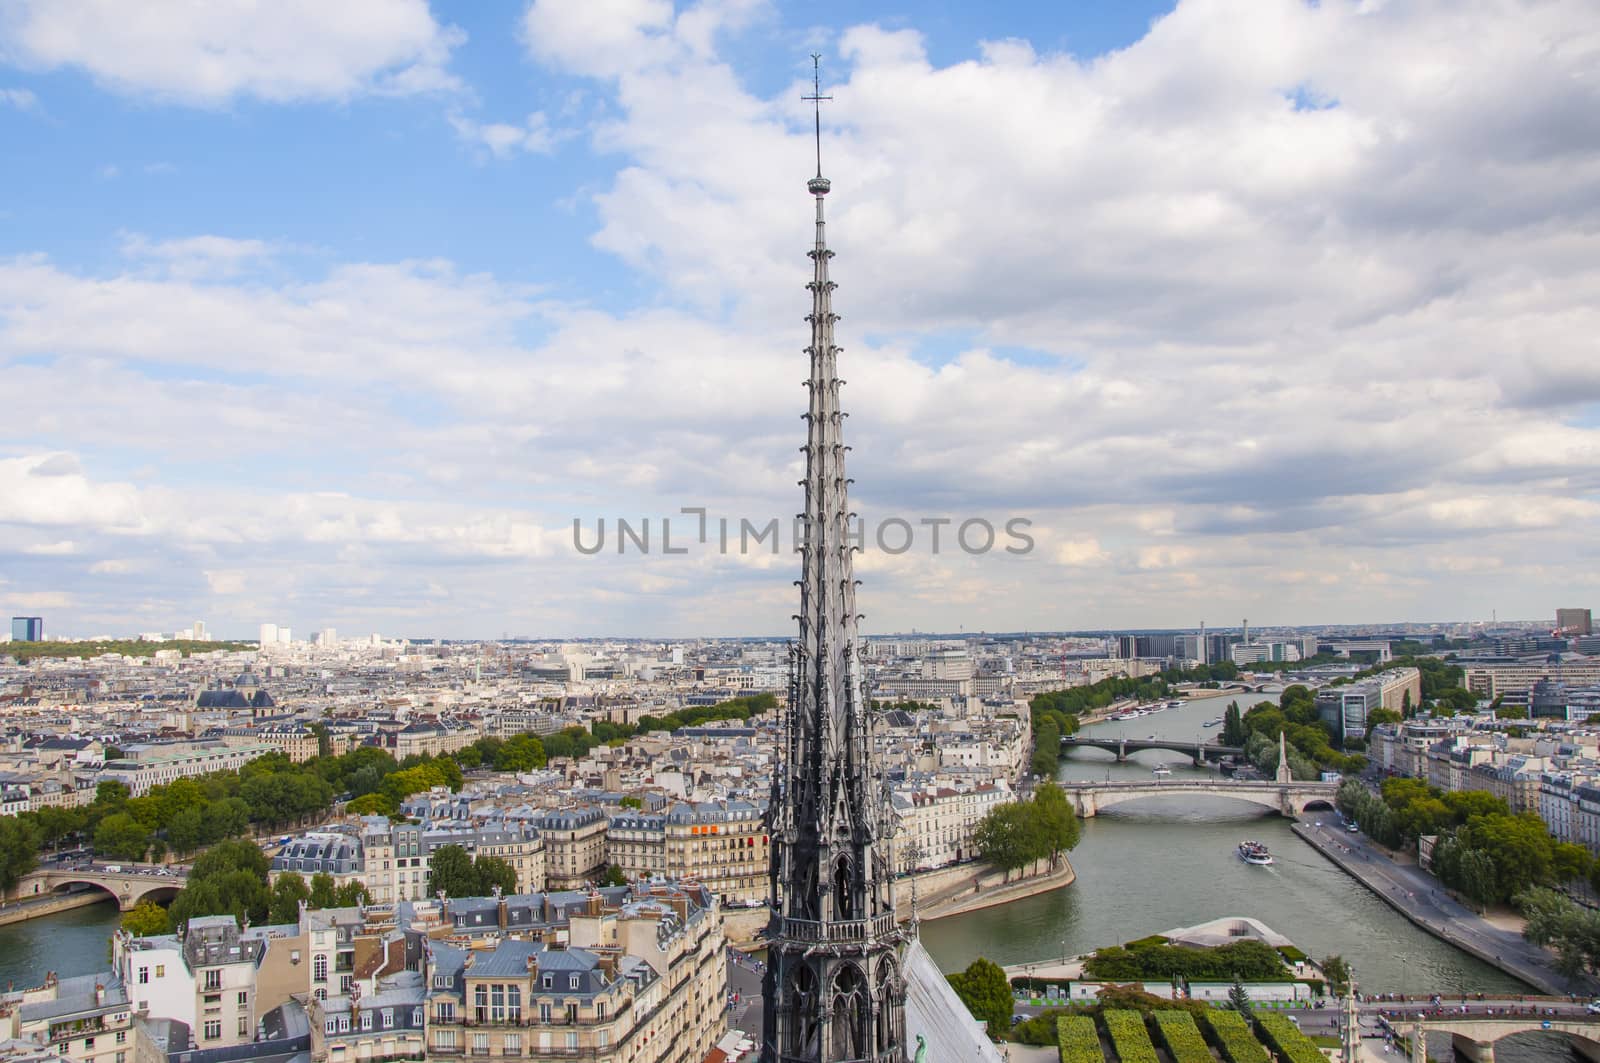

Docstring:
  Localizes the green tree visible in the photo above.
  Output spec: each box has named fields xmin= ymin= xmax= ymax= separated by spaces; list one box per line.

xmin=1321 ymin=955 xmax=1351 ymax=997
xmin=946 ymin=958 xmax=1012 ymax=1037
xmin=0 ymin=816 xmax=42 ymax=890
xmin=1227 ymin=976 xmax=1253 ymax=1017
xmin=269 ymin=872 xmax=310 ymax=923
xmin=1221 ymin=702 xmax=1246 ymax=748
xmin=346 ymin=793 xmax=397 ymax=817
xmin=619 ymin=796 xmax=643 ymax=810
xmin=94 ymin=812 xmax=152 ymax=862
xmin=308 ymin=872 xmax=340 ymax=909
xmin=429 ymin=844 xmax=479 ymax=898
xmin=475 ymin=855 xmax=519 ymax=895
xmin=599 ymin=864 xmax=629 ymax=887
xmin=334 ymin=881 xmax=371 ymax=906
xmin=120 ymin=899 xmax=170 ymax=936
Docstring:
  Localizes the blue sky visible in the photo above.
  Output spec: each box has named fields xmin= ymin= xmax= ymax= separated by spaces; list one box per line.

xmin=2 ymin=0 xmax=1598 ymax=639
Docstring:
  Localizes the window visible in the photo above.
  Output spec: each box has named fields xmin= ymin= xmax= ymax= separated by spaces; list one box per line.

xmin=491 ymin=984 xmax=506 ymax=1023
xmin=237 ymin=992 xmax=248 ymax=1006
xmin=137 ymin=967 xmax=149 ymax=984
xmin=541 ymin=975 xmax=552 ymax=989
xmin=204 ymin=970 xmax=222 ymax=991
xmin=315 ymin=988 xmax=327 ymax=1002
xmin=598 ymin=1030 xmax=609 ymax=1048
xmin=203 ymin=1020 xmax=222 ymax=1041
xmin=568 ymin=975 xmax=579 ymax=990
xmin=313 ymin=955 xmax=328 ymax=983
xmin=435 ymin=1031 xmax=457 ymax=1050
xmin=83 ymin=1038 xmax=94 ymax=1051
xmin=539 ymin=1003 xmax=551 ymax=1023
xmin=117 ymin=1054 xmax=126 ymax=1063
xmin=117 ymin=1032 xmax=126 ymax=1045
xmin=508 ymin=985 xmax=521 ymax=1023
xmin=437 ymin=1002 xmax=456 ymax=1023
xmin=412 ymin=1007 xmax=424 ymax=1027
xmin=340 ymin=974 xmax=353 ymax=993
xmin=238 ymin=1016 xmax=249 ymax=1037
xmin=155 ymin=965 xmax=164 ymax=977
xmin=382 ymin=1009 xmax=394 ymax=1029
xmin=566 ymin=1032 xmax=578 ymax=1050
xmin=361 ymin=1011 xmax=373 ymax=1030
xmin=473 ymin=1033 xmax=489 ymax=1053
xmin=475 ymin=984 xmax=488 ymax=1023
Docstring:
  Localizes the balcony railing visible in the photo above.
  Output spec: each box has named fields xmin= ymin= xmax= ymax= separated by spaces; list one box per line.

xmin=770 ymin=913 xmax=897 ymax=944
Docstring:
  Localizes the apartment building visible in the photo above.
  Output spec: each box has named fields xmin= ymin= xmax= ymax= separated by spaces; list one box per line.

xmin=423 ymin=884 xmax=726 ymax=1063
xmin=534 ymin=806 xmax=609 ymax=889
xmin=99 ymin=740 xmax=276 ymax=796
xmin=0 ymin=973 xmax=137 ymax=1063
xmin=1464 ymin=659 xmax=1600 ymax=698
xmin=892 ymin=779 xmax=1012 ymax=873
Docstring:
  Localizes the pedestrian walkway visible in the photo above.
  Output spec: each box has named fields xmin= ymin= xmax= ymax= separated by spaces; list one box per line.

xmin=1293 ymin=821 xmax=1594 ymax=996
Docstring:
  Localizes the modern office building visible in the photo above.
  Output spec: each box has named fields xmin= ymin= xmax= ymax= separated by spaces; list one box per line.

xmin=9 ymin=616 xmax=43 ymax=642
xmin=1558 ymin=608 xmax=1594 ymax=636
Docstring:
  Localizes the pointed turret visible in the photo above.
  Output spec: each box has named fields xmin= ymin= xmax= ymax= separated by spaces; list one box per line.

xmin=764 ymin=56 xmax=908 ymax=1063
xmin=1276 ymin=731 xmax=1293 ymax=784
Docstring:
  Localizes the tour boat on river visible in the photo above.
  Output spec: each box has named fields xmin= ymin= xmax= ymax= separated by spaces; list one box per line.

xmin=1238 ymin=841 xmax=1274 ymax=866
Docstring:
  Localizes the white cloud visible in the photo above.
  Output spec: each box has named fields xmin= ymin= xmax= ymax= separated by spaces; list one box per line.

xmin=24 ymin=540 xmax=77 ymax=555
xmin=0 ymin=86 xmax=35 ymax=109
xmin=449 ymin=111 xmax=559 ymax=158
xmin=5 ymin=0 xmax=1600 ymax=635
xmin=0 ymin=0 xmax=464 ymax=105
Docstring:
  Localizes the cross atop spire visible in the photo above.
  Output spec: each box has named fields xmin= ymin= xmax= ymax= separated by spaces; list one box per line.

xmin=803 ymin=53 xmax=832 ymax=195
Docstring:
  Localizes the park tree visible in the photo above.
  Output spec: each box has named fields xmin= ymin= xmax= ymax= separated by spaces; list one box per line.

xmin=0 ymin=815 xmax=42 ymax=890
xmin=1227 ymin=976 xmax=1253 ymax=1017
xmin=269 ymin=873 xmax=311 ymax=923
xmin=121 ymin=899 xmax=170 ymax=937
xmin=94 ymin=812 xmax=152 ymax=862
xmin=1221 ymin=702 xmax=1246 ymax=748
xmin=346 ymin=793 xmax=397 ymax=818
xmin=600 ymin=864 xmax=629 ymax=887
xmin=946 ymin=958 xmax=1012 ymax=1036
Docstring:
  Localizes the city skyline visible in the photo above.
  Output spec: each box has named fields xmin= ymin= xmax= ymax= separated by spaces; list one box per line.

xmin=3 ymin=0 xmax=1599 ymax=638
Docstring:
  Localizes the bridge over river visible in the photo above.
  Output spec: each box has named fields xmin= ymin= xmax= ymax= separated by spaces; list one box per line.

xmin=1397 ymin=1016 xmax=1600 ymax=1063
xmin=11 ymin=864 xmax=187 ymax=911
xmin=1062 ymin=734 xmax=1243 ymax=764
xmin=1056 ymin=778 xmax=1340 ymax=818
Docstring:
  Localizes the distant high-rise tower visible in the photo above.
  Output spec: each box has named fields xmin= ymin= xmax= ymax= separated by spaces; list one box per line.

xmin=1242 ymin=618 xmax=1249 ymax=645
xmin=10 ymin=617 xmax=43 ymax=642
xmin=763 ymin=57 xmax=908 ymax=1063
xmin=1199 ymin=621 xmax=1207 ymax=665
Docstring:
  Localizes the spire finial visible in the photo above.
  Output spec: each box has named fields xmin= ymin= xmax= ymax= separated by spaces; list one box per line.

xmin=803 ymin=53 xmax=832 ymax=195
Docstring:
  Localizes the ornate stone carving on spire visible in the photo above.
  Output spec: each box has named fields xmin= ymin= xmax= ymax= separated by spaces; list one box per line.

xmin=763 ymin=56 xmax=908 ymax=1063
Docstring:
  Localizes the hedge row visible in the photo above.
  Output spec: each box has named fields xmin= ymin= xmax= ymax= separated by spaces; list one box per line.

xmin=1057 ymin=1015 xmax=1103 ymax=1063
xmin=1149 ymin=1011 xmax=1211 ymax=1063
xmin=1200 ymin=1009 xmax=1270 ymax=1063
xmin=1255 ymin=1013 xmax=1323 ymax=1063
xmin=1102 ymin=1010 xmax=1158 ymax=1063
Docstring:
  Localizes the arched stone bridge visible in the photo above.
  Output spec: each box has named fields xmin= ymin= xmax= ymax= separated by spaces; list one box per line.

xmin=14 ymin=864 xmax=187 ymax=911
xmin=1406 ymin=1017 xmax=1600 ymax=1063
xmin=1056 ymin=779 xmax=1339 ymax=818
xmin=1062 ymin=735 xmax=1243 ymax=764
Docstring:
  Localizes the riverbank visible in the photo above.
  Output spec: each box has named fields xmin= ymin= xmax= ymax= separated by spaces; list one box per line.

xmin=1291 ymin=821 xmax=1590 ymax=996
xmin=920 ymin=857 xmax=1075 ymax=922
xmin=0 ymin=888 xmax=113 ymax=927
xmin=723 ymin=857 xmax=1075 ymax=947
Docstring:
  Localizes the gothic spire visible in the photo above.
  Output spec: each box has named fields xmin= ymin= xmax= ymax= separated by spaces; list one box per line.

xmin=765 ymin=55 xmax=907 ymax=1063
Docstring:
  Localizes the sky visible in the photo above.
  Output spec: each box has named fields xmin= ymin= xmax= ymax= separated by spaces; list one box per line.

xmin=1 ymin=0 xmax=1598 ymax=641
